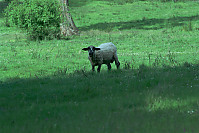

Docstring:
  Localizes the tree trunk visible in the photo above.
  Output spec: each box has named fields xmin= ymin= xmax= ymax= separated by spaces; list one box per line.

xmin=59 ymin=0 xmax=78 ymax=36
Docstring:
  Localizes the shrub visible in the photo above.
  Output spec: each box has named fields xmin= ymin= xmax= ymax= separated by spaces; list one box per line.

xmin=4 ymin=0 xmax=61 ymax=40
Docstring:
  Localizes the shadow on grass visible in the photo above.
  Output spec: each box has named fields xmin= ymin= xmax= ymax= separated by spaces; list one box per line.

xmin=71 ymin=0 xmax=194 ymax=7
xmin=1 ymin=63 xmax=199 ymax=132
xmin=80 ymin=15 xmax=199 ymax=31
xmin=1 ymin=62 xmax=199 ymax=107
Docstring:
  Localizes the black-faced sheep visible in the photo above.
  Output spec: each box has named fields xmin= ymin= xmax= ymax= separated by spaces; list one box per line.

xmin=82 ymin=42 xmax=120 ymax=72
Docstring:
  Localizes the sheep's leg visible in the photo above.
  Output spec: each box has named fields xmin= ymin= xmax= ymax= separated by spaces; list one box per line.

xmin=92 ymin=65 xmax=95 ymax=71
xmin=116 ymin=61 xmax=120 ymax=69
xmin=107 ymin=63 xmax=111 ymax=71
xmin=114 ymin=53 xmax=120 ymax=69
xmin=97 ymin=65 xmax=101 ymax=72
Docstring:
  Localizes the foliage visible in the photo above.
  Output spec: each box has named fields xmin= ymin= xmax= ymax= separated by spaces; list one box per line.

xmin=4 ymin=0 xmax=61 ymax=40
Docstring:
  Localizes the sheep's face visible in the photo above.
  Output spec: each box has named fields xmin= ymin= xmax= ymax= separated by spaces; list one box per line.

xmin=82 ymin=46 xmax=100 ymax=57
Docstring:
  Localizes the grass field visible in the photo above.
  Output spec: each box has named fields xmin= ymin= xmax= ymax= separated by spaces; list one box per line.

xmin=1 ymin=0 xmax=199 ymax=132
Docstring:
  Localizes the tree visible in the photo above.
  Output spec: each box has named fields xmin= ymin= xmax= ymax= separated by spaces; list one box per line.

xmin=59 ymin=0 xmax=78 ymax=36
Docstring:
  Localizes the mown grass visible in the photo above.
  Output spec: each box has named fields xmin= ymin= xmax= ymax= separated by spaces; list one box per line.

xmin=1 ymin=0 xmax=199 ymax=132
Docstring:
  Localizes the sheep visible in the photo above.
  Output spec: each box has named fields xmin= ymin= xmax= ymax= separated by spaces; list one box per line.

xmin=82 ymin=42 xmax=120 ymax=72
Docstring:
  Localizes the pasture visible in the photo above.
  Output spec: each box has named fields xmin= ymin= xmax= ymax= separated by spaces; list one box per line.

xmin=1 ymin=0 xmax=199 ymax=132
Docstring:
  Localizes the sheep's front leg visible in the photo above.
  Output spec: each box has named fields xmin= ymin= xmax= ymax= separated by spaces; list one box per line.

xmin=97 ymin=65 xmax=101 ymax=72
xmin=107 ymin=63 xmax=111 ymax=71
xmin=92 ymin=65 xmax=95 ymax=71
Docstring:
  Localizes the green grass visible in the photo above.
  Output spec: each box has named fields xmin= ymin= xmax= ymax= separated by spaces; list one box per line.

xmin=1 ymin=65 xmax=199 ymax=132
xmin=1 ymin=0 xmax=199 ymax=132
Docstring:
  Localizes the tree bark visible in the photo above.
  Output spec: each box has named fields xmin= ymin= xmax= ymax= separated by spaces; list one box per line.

xmin=59 ymin=0 xmax=78 ymax=36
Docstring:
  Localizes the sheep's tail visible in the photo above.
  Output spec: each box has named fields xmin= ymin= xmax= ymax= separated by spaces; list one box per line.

xmin=114 ymin=52 xmax=120 ymax=69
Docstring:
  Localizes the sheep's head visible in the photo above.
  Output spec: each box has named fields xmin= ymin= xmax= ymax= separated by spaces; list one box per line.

xmin=82 ymin=46 xmax=100 ymax=57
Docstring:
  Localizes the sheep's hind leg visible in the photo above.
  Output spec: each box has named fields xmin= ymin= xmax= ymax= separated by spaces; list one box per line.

xmin=107 ymin=63 xmax=111 ymax=71
xmin=114 ymin=59 xmax=120 ymax=69
xmin=116 ymin=61 xmax=120 ymax=69
xmin=113 ymin=53 xmax=120 ymax=69
xmin=97 ymin=65 xmax=101 ymax=72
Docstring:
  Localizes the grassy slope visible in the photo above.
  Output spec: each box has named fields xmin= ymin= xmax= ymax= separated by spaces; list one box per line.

xmin=1 ymin=0 xmax=199 ymax=132
xmin=1 ymin=1 xmax=199 ymax=80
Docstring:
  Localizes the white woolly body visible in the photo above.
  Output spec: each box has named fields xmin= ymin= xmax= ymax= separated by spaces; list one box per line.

xmin=88 ymin=42 xmax=119 ymax=66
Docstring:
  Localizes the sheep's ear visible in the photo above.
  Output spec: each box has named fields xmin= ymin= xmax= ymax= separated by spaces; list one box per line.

xmin=95 ymin=48 xmax=100 ymax=50
xmin=82 ymin=48 xmax=89 ymax=51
